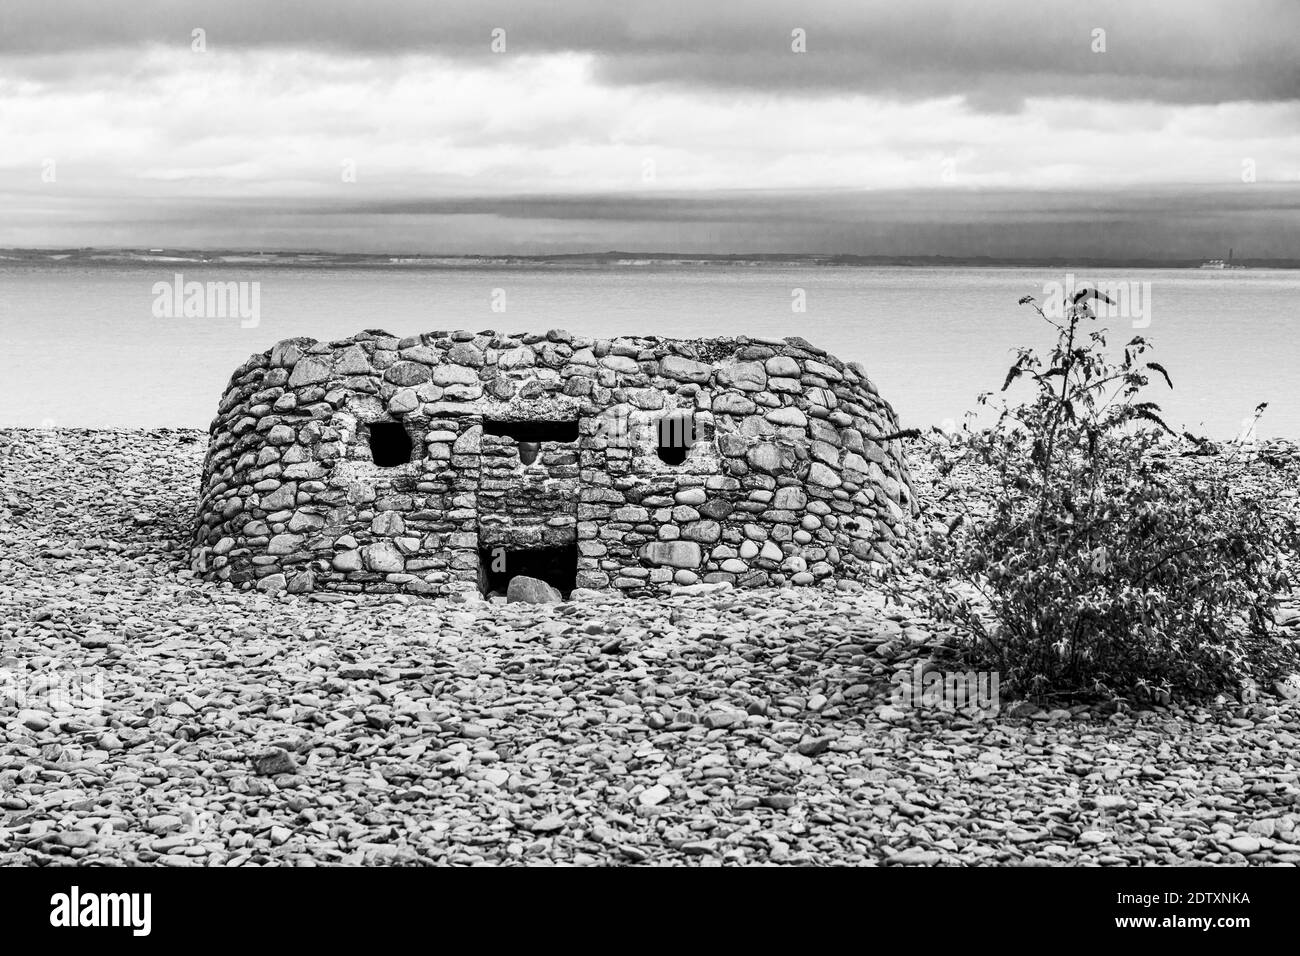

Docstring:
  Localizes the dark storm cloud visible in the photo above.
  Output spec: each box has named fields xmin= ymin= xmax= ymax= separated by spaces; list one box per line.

xmin=7 ymin=186 xmax=1296 ymax=259
xmin=327 ymin=186 xmax=1300 ymax=246
xmin=2 ymin=0 xmax=1297 ymax=106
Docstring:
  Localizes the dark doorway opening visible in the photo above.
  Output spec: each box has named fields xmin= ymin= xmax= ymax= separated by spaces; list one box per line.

xmin=478 ymin=544 xmax=578 ymax=598
xmin=368 ymin=421 xmax=413 ymax=467
xmin=483 ymin=419 xmax=579 ymax=443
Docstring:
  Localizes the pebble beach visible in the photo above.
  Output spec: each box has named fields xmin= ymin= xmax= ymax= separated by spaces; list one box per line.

xmin=2 ymin=428 xmax=1299 ymax=866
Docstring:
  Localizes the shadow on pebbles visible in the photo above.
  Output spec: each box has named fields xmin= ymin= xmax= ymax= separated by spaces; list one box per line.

xmin=2 ymin=428 xmax=1299 ymax=866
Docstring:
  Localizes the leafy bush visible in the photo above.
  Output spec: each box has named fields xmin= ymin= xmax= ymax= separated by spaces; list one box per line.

xmin=924 ymin=290 xmax=1298 ymax=702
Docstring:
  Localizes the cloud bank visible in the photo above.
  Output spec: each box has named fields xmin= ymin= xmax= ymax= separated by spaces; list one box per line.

xmin=1 ymin=0 xmax=1296 ymax=253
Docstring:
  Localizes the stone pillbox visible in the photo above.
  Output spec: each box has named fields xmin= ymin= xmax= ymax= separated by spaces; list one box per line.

xmin=191 ymin=329 xmax=916 ymax=597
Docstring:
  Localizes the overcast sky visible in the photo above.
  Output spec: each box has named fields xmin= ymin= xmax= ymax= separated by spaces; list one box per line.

xmin=2 ymin=0 xmax=1298 ymax=255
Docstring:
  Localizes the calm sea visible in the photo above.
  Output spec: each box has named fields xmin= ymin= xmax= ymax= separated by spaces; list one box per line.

xmin=2 ymin=261 xmax=1296 ymax=438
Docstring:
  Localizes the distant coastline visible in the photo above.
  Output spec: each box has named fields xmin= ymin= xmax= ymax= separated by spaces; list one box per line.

xmin=4 ymin=248 xmax=1299 ymax=270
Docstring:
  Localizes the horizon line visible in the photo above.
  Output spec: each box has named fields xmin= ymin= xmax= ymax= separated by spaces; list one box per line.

xmin=3 ymin=247 xmax=1296 ymax=268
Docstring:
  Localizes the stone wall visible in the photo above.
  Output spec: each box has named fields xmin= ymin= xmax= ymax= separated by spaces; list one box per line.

xmin=191 ymin=329 xmax=916 ymax=597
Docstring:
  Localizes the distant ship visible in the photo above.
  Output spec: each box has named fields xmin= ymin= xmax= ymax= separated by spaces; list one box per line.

xmin=1200 ymin=247 xmax=1246 ymax=269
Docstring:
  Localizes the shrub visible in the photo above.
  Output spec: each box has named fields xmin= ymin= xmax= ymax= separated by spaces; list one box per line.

xmin=924 ymin=290 xmax=1298 ymax=702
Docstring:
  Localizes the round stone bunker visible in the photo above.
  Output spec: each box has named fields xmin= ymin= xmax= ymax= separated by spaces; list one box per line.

xmin=191 ymin=329 xmax=916 ymax=597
